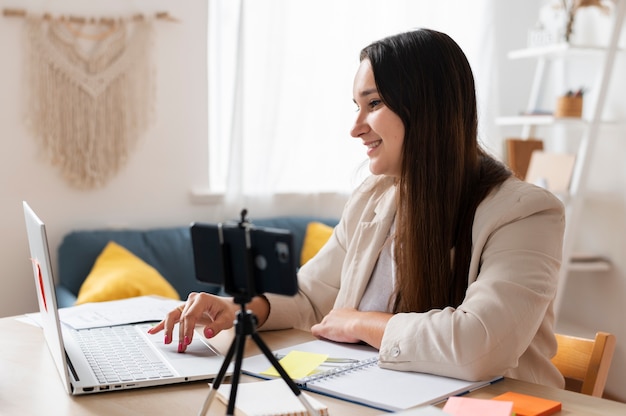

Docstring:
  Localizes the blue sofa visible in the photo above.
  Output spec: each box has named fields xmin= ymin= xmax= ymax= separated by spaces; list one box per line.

xmin=56 ymin=216 xmax=338 ymax=307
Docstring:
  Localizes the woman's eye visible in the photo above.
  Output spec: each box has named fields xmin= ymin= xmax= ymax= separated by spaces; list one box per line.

xmin=369 ymin=99 xmax=381 ymax=109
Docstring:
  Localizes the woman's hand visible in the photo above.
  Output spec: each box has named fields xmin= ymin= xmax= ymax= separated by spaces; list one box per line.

xmin=147 ymin=292 xmax=238 ymax=353
xmin=311 ymin=308 xmax=392 ymax=349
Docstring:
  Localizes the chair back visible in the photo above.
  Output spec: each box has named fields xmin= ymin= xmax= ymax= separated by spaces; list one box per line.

xmin=551 ymin=331 xmax=616 ymax=397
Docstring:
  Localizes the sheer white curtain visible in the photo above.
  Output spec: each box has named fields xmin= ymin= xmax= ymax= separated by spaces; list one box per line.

xmin=208 ymin=0 xmax=498 ymax=216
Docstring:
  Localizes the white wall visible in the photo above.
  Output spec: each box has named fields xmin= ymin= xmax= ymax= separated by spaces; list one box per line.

xmin=0 ymin=0 xmax=347 ymax=321
xmin=0 ymin=0 xmax=624 ymax=402
xmin=0 ymin=0 xmax=213 ymax=318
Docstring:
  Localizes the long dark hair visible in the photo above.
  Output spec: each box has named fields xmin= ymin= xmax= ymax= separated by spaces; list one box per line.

xmin=360 ymin=29 xmax=511 ymax=313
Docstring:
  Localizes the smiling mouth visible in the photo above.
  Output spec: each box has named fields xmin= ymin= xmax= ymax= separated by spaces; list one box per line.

xmin=366 ymin=140 xmax=382 ymax=149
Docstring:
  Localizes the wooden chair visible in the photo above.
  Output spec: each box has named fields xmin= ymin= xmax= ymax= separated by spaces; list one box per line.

xmin=551 ymin=332 xmax=616 ymax=397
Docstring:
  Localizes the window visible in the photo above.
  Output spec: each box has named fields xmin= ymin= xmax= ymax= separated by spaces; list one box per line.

xmin=207 ymin=0 xmax=496 ymax=199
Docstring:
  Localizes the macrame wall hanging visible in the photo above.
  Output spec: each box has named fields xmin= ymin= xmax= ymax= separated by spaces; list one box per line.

xmin=4 ymin=9 xmax=177 ymax=189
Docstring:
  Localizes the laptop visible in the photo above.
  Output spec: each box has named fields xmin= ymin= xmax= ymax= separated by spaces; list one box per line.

xmin=22 ymin=201 xmax=229 ymax=395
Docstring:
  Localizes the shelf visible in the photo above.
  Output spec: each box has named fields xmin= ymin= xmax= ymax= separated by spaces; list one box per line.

xmin=496 ymin=116 xmax=625 ymax=127
xmin=496 ymin=115 xmax=587 ymax=126
xmin=568 ymin=260 xmax=612 ymax=272
xmin=512 ymin=0 xmax=625 ymax=329
xmin=567 ymin=253 xmax=612 ymax=273
xmin=507 ymin=43 xmax=622 ymax=60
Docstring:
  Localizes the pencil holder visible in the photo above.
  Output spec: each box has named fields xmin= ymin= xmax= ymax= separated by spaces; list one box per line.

xmin=555 ymin=96 xmax=583 ymax=118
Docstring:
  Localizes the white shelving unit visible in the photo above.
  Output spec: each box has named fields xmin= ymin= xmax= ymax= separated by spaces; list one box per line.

xmin=496 ymin=2 xmax=625 ymax=322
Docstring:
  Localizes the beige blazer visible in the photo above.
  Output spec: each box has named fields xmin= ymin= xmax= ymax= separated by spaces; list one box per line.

xmin=264 ymin=175 xmax=565 ymax=388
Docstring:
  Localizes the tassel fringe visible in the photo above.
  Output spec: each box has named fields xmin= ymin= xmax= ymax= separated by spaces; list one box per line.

xmin=25 ymin=17 xmax=155 ymax=188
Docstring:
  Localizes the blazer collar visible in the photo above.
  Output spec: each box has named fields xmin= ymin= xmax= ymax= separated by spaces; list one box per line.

xmin=335 ymin=181 xmax=397 ymax=308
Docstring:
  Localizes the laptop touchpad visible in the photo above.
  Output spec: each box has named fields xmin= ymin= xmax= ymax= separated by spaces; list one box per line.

xmin=139 ymin=324 xmax=224 ymax=376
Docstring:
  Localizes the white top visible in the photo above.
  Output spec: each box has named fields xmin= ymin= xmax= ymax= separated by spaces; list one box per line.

xmin=358 ymin=217 xmax=395 ymax=313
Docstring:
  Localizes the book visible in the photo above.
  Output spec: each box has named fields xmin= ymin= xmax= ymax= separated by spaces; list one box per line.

xmin=214 ymin=379 xmax=329 ymax=416
xmin=241 ymin=339 xmax=502 ymax=412
xmin=524 ymin=151 xmax=576 ymax=194
xmin=492 ymin=391 xmax=561 ymax=416
xmin=505 ymin=138 xmax=544 ymax=180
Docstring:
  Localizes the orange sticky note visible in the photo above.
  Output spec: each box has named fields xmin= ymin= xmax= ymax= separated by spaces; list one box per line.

xmin=261 ymin=351 xmax=328 ymax=379
xmin=492 ymin=391 xmax=561 ymax=416
xmin=443 ymin=396 xmax=514 ymax=416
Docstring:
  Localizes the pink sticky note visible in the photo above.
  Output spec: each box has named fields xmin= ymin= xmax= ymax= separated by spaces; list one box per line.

xmin=443 ymin=396 xmax=514 ymax=416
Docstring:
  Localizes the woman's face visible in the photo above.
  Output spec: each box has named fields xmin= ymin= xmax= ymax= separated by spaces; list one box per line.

xmin=351 ymin=59 xmax=405 ymax=178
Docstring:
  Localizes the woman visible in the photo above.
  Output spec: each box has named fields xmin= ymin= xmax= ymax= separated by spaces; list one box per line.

xmin=149 ymin=29 xmax=565 ymax=388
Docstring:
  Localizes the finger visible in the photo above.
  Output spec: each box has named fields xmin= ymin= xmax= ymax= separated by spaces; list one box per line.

xmin=177 ymin=304 xmax=191 ymax=352
xmin=163 ymin=304 xmax=184 ymax=345
xmin=203 ymin=325 xmax=216 ymax=339
xmin=310 ymin=323 xmax=321 ymax=338
xmin=178 ymin=299 xmax=201 ymax=353
xmin=200 ymin=298 xmax=237 ymax=337
xmin=200 ymin=310 xmax=231 ymax=338
xmin=147 ymin=320 xmax=165 ymax=334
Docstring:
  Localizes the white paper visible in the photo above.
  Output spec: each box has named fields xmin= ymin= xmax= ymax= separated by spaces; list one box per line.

xmin=216 ymin=379 xmax=328 ymax=416
xmin=55 ymin=296 xmax=182 ymax=329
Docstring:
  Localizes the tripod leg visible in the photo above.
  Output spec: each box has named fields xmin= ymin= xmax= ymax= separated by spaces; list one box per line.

xmin=251 ymin=332 xmax=319 ymax=416
xmin=197 ymin=334 xmax=238 ymax=416
xmin=226 ymin=332 xmax=247 ymax=415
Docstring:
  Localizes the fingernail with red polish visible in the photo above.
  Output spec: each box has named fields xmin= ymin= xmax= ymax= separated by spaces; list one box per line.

xmin=205 ymin=328 xmax=214 ymax=338
xmin=164 ymin=334 xmax=171 ymax=344
xmin=184 ymin=335 xmax=190 ymax=345
xmin=178 ymin=341 xmax=184 ymax=353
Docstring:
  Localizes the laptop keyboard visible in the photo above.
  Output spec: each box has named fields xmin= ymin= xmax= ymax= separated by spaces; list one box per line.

xmin=72 ymin=326 xmax=175 ymax=384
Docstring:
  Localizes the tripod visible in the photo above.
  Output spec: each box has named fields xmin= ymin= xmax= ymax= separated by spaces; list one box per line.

xmin=197 ymin=212 xmax=318 ymax=416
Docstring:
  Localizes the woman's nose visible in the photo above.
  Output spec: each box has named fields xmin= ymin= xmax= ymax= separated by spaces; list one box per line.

xmin=350 ymin=113 xmax=368 ymax=138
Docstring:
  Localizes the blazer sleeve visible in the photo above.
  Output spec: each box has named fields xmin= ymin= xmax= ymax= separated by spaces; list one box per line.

xmin=260 ymin=226 xmax=346 ymax=331
xmin=379 ymin=180 xmax=565 ymax=382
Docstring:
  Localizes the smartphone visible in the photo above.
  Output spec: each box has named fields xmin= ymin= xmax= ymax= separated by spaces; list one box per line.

xmin=190 ymin=222 xmax=298 ymax=297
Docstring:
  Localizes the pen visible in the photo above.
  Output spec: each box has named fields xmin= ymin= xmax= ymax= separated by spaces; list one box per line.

xmin=274 ymin=354 xmax=360 ymax=364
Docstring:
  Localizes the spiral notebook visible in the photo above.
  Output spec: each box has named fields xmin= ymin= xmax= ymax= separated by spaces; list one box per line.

xmin=241 ymin=339 xmax=502 ymax=412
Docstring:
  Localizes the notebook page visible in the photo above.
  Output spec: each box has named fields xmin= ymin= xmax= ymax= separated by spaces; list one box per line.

xmin=242 ymin=339 xmax=378 ymax=383
xmin=241 ymin=339 xmax=500 ymax=412
xmin=305 ymin=362 xmax=496 ymax=412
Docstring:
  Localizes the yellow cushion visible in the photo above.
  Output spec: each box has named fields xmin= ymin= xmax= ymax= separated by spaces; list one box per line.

xmin=75 ymin=241 xmax=180 ymax=305
xmin=300 ymin=222 xmax=334 ymax=265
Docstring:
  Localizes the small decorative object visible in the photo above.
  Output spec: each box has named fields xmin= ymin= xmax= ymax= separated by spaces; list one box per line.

xmin=536 ymin=0 xmax=569 ymax=45
xmin=534 ymin=0 xmax=613 ymax=46
xmin=528 ymin=21 xmax=560 ymax=47
xmin=555 ymin=88 xmax=585 ymax=118
xmin=563 ymin=0 xmax=613 ymax=45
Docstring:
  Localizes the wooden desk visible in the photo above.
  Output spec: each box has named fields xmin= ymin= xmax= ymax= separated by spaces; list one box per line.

xmin=2 ymin=315 xmax=625 ymax=415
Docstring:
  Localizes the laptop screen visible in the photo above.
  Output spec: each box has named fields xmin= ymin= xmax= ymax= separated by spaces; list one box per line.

xmin=23 ymin=201 xmax=74 ymax=394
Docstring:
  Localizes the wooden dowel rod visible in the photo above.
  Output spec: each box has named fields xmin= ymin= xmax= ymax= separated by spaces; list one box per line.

xmin=3 ymin=8 xmax=27 ymax=17
xmin=2 ymin=8 xmax=178 ymax=22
